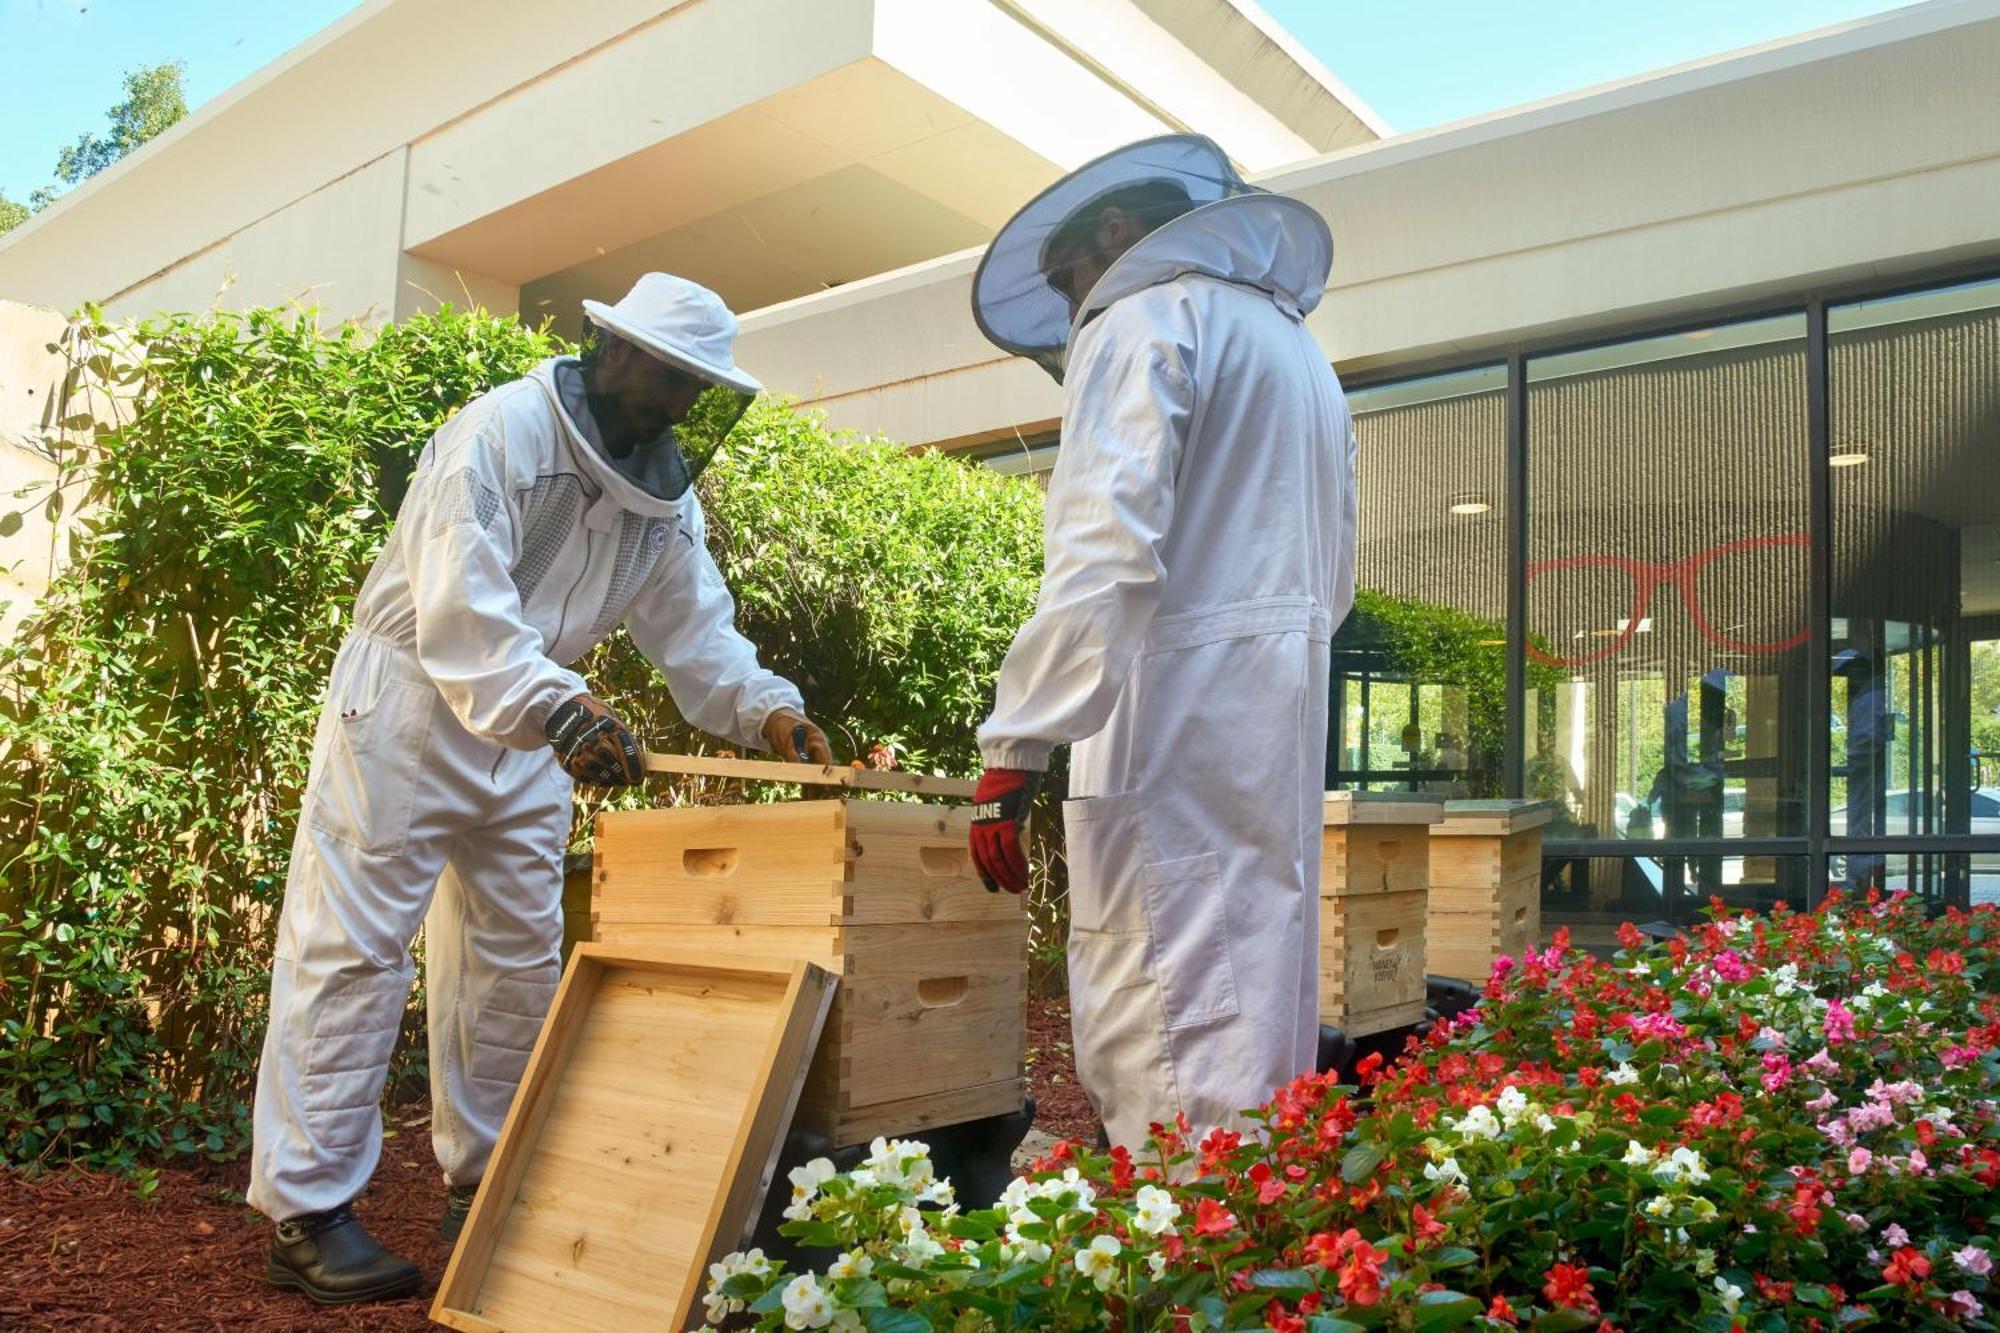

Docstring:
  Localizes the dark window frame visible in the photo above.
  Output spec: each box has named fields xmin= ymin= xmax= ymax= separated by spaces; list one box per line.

xmin=1339 ymin=256 xmax=2000 ymax=909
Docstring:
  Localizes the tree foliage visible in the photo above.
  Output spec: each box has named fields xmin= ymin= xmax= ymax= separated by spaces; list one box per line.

xmin=3 ymin=61 xmax=188 ymax=228
xmin=0 ymin=305 xmax=1041 ymax=1170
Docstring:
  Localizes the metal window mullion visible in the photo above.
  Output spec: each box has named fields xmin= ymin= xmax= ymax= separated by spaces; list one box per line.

xmin=1806 ymin=301 xmax=1832 ymax=902
xmin=1505 ymin=352 xmax=1528 ymax=799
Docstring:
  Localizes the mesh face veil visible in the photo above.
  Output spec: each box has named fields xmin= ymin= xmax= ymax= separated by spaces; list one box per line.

xmin=970 ymin=134 xmax=1260 ymax=382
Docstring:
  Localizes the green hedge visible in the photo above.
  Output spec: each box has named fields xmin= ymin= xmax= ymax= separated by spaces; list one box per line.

xmin=0 ymin=305 xmax=1041 ymax=1170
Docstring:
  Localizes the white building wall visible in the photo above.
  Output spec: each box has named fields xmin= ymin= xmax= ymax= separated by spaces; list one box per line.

xmin=737 ymin=0 xmax=2000 ymax=446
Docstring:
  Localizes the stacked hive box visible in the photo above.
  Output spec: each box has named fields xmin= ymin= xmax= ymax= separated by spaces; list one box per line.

xmin=590 ymin=800 xmax=1025 ymax=1149
xmin=1426 ymin=800 xmax=1554 ymax=983
xmin=1319 ymin=792 xmax=1444 ymax=1036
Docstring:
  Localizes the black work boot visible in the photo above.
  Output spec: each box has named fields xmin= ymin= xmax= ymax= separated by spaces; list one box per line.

xmin=266 ymin=1203 xmax=421 ymax=1304
xmin=440 ymin=1182 xmax=479 ymax=1243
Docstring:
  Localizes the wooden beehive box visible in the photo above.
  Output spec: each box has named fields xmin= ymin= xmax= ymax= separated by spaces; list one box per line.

xmin=1427 ymin=800 xmax=1554 ymax=984
xmin=591 ymin=799 xmax=1025 ymax=1149
xmin=1320 ymin=792 xmax=1443 ymax=1037
xmin=433 ymin=947 xmax=834 ymax=1332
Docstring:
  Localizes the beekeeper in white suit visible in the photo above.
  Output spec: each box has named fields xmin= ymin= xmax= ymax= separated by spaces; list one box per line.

xmin=966 ymin=136 xmax=1356 ymax=1150
xmin=250 ymin=272 xmax=832 ymax=1305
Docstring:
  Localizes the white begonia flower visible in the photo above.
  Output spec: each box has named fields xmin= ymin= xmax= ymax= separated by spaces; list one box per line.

xmin=1673 ymin=1227 xmax=1690 ymax=1246
xmin=1695 ymin=1249 xmax=1718 ymax=1278
xmin=827 ymin=1250 xmax=874 ymax=1282
xmin=909 ymin=1231 xmax=948 ymax=1264
xmin=1607 ymin=1063 xmax=1641 ymax=1086
xmin=830 ymin=1311 xmax=865 ymax=1333
xmin=789 ymin=1158 xmax=836 ymax=1196
xmin=782 ymin=1274 xmax=834 ymax=1331
xmin=1454 ymin=1104 xmax=1502 ymax=1140
xmin=1075 ymin=1234 xmax=1123 ymax=1291
xmin=1691 ymin=1198 xmax=1719 ymax=1224
xmin=1771 ymin=964 xmax=1800 ymax=996
xmin=1148 ymin=1251 xmax=1169 ymax=1279
xmin=1133 ymin=1184 xmax=1181 ymax=1237
xmin=1497 ymin=1086 xmax=1530 ymax=1125
xmin=1623 ymin=1140 xmax=1654 ymax=1167
xmin=1656 ymin=1146 xmax=1711 ymax=1187
xmin=1715 ymin=1277 xmax=1744 ymax=1314
xmin=704 ymin=1288 xmax=742 ymax=1325
xmin=1424 ymin=1157 xmax=1468 ymax=1187
xmin=1643 ymin=1195 xmax=1676 ymax=1220
xmin=1534 ymin=1113 xmax=1558 ymax=1134
xmin=1003 ymin=1231 xmax=1053 ymax=1265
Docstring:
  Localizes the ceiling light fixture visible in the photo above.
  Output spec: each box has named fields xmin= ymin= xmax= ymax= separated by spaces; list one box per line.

xmin=1829 ymin=452 xmax=1870 ymax=468
xmin=1448 ymin=495 xmax=1491 ymax=516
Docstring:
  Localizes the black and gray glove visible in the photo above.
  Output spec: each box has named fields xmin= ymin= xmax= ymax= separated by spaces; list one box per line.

xmin=546 ymin=693 xmax=646 ymax=786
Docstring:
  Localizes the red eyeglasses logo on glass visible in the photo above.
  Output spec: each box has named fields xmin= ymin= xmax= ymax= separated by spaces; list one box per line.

xmin=1526 ymin=533 xmax=1810 ymax=668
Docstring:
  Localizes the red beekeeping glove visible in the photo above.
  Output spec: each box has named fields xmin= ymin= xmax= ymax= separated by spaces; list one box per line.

xmin=968 ymin=767 xmax=1041 ymax=894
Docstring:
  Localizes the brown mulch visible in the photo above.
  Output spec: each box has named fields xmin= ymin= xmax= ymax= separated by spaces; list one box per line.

xmin=0 ymin=995 xmax=1088 ymax=1329
xmin=1025 ymin=993 xmax=1097 ymax=1144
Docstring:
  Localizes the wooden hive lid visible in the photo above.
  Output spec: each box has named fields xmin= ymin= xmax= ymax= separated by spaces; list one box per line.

xmin=1322 ymin=790 xmax=1445 ymax=827
xmin=1432 ymin=799 xmax=1558 ymax=837
xmin=432 ymin=946 xmax=834 ymax=1332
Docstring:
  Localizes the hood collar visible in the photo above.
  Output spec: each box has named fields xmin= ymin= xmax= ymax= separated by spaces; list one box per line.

xmin=1066 ymin=193 xmax=1333 ymax=361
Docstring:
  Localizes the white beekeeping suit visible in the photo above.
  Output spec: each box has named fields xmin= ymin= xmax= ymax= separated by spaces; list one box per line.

xmin=248 ymin=276 xmax=804 ymax=1228
xmin=970 ymin=137 xmax=1357 ymax=1148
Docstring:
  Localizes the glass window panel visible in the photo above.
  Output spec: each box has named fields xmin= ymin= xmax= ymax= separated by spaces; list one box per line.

xmin=1542 ymin=855 xmax=1811 ymax=940
xmin=1829 ymin=276 xmax=2000 ymax=842
xmin=1335 ymin=366 xmax=1508 ymax=796
xmin=1827 ymin=853 xmax=1990 ymax=912
xmin=1527 ymin=314 xmax=1810 ymax=844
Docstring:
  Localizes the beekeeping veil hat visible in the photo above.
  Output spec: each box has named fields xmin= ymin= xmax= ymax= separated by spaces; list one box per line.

xmin=578 ymin=272 xmax=762 ymax=492
xmin=971 ymin=134 xmax=1262 ymax=383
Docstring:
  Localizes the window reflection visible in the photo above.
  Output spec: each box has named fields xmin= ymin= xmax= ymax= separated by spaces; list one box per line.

xmin=1829 ymin=278 xmax=2000 ymax=891
xmin=1527 ymin=314 xmax=1812 ymax=886
xmin=1338 ymin=366 xmax=1508 ymax=797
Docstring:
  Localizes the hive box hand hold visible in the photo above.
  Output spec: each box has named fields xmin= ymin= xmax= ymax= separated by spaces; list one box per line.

xmin=430 ymin=946 xmax=835 ymax=1333
xmin=592 ymin=798 xmax=1027 ymax=1149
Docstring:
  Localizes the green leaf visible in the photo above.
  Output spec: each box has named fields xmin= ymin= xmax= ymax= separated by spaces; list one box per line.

xmin=1342 ymin=1142 xmax=1387 ymax=1183
xmin=1530 ymin=1311 xmax=1598 ymax=1333
xmin=1307 ymin=1318 xmax=1368 ymax=1333
xmin=1427 ymin=1246 xmax=1478 ymax=1270
xmin=1414 ymin=1291 xmax=1481 ymax=1332
xmin=1245 ymin=1268 xmax=1317 ymax=1294
xmin=862 ymin=1310 xmax=932 ymax=1333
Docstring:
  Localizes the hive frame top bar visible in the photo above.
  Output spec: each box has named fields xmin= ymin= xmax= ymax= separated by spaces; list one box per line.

xmin=1322 ymin=790 xmax=1446 ymax=826
xmin=643 ymin=751 xmax=980 ymax=800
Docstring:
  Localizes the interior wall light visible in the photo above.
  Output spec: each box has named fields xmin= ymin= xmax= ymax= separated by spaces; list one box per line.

xmin=1448 ymin=495 xmax=1491 ymax=515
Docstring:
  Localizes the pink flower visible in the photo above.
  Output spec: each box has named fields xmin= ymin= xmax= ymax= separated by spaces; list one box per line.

xmin=1848 ymin=1147 xmax=1874 ymax=1175
xmin=1953 ymin=1245 xmax=1993 ymax=1277
xmin=1870 ymin=1079 xmax=1923 ymax=1106
xmin=1762 ymin=1051 xmax=1794 ymax=1091
xmin=1823 ymin=1120 xmax=1857 ymax=1149
xmin=1757 ymin=1026 xmax=1789 ymax=1047
xmin=1825 ymin=999 xmax=1857 ymax=1045
xmin=1712 ymin=950 xmax=1755 ymax=983
xmin=1490 ymin=956 xmax=1516 ymax=979
xmin=1908 ymin=1149 xmax=1930 ymax=1176
xmin=1845 ymin=1213 xmax=1868 ymax=1231
xmin=1805 ymin=1090 xmax=1838 ymax=1113
xmin=1803 ymin=1048 xmax=1840 ymax=1077
xmin=1943 ymin=1045 xmax=1979 ymax=1069
xmin=1883 ymin=1223 xmax=1911 ymax=1248
xmin=1948 ymin=1290 xmax=1982 ymax=1321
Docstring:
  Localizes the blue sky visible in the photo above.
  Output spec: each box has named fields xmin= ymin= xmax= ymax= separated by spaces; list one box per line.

xmin=2 ymin=0 xmax=1912 ymax=205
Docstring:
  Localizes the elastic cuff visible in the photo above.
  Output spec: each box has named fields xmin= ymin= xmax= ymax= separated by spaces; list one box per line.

xmin=981 ymin=741 xmax=1054 ymax=773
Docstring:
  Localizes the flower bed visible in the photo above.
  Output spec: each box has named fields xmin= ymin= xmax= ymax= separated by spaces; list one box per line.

xmin=709 ymin=894 xmax=2000 ymax=1331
